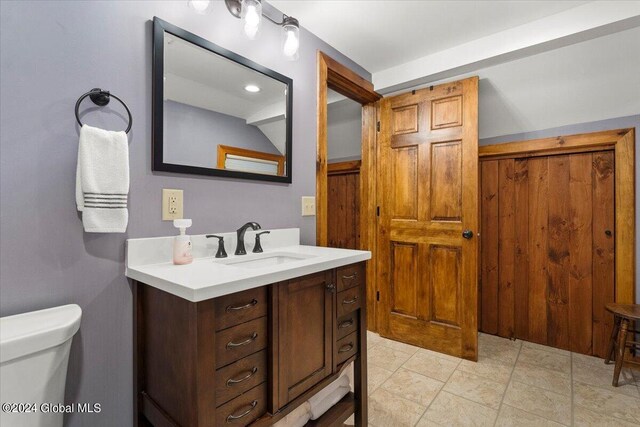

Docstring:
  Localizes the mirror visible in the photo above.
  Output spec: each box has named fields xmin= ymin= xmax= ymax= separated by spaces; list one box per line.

xmin=152 ymin=17 xmax=292 ymax=183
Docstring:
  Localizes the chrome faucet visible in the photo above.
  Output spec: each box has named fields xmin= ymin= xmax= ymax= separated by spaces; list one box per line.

xmin=235 ymin=222 xmax=261 ymax=255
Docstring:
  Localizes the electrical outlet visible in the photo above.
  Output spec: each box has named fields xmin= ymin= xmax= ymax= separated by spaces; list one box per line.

xmin=301 ymin=196 xmax=316 ymax=216
xmin=162 ymin=189 xmax=183 ymax=220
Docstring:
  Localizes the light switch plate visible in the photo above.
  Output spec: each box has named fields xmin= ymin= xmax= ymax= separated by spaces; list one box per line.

xmin=162 ymin=189 xmax=183 ymax=221
xmin=301 ymin=196 xmax=316 ymax=216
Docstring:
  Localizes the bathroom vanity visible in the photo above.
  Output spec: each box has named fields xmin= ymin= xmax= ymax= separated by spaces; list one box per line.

xmin=126 ymin=229 xmax=370 ymax=426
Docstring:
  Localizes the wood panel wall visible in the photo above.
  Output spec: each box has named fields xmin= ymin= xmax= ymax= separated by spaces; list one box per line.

xmin=328 ymin=162 xmax=360 ymax=249
xmin=480 ymin=151 xmax=615 ymax=357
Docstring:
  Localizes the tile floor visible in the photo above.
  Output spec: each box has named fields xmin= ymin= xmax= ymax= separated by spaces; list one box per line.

xmin=354 ymin=331 xmax=640 ymax=426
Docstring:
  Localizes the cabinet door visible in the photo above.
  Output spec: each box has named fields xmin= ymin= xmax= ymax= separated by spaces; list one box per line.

xmin=277 ymin=270 xmax=334 ymax=407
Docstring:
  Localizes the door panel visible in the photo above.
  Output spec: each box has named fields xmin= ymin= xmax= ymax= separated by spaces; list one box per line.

xmin=377 ymin=77 xmax=479 ymax=360
xmin=277 ymin=271 xmax=333 ymax=407
xmin=430 ymin=245 xmax=461 ymax=326
xmin=392 ymin=147 xmax=418 ymax=219
xmin=480 ymin=151 xmax=615 ymax=357
xmin=430 ymin=141 xmax=462 ymax=221
xmin=390 ymin=242 xmax=419 ymax=317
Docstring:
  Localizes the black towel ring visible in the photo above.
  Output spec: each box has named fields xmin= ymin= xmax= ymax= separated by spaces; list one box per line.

xmin=75 ymin=88 xmax=132 ymax=133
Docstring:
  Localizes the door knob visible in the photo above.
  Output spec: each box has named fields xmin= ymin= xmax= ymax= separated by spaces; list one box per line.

xmin=462 ymin=230 xmax=473 ymax=239
xmin=605 ymin=230 xmax=612 ymax=236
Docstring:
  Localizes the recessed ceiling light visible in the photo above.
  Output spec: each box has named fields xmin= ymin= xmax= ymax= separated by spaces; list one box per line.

xmin=244 ymin=85 xmax=261 ymax=93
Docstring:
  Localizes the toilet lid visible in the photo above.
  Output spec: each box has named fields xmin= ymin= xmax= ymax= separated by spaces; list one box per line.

xmin=0 ymin=304 xmax=82 ymax=363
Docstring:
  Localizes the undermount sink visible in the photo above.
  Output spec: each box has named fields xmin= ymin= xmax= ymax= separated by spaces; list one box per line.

xmin=214 ymin=252 xmax=316 ymax=269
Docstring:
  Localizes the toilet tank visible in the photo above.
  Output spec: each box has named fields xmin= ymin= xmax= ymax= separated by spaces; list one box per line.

xmin=0 ymin=304 xmax=82 ymax=427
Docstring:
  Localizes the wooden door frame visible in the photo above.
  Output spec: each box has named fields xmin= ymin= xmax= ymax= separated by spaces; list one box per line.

xmin=317 ymin=52 xmax=381 ymax=331
xmin=479 ymin=128 xmax=636 ymax=304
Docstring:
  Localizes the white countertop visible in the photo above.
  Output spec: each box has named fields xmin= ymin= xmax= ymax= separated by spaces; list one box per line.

xmin=125 ymin=229 xmax=370 ymax=302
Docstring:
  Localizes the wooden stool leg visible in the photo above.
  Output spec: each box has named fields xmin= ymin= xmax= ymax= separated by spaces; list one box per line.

xmin=605 ymin=315 xmax=621 ymax=364
xmin=612 ymin=319 xmax=629 ymax=387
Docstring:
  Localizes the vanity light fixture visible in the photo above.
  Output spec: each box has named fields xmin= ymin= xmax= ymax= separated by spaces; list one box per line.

xmin=241 ymin=0 xmax=262 ymax=40
xmin=187 ymin=0 xmax=213 ymax=15
xmin=244 ymin=84 xmax=260 ymax=93
xmin=222 ymin=0 xmax=300 ymax=60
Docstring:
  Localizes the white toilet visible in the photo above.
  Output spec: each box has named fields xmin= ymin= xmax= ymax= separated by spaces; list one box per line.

xmin=0 ymin=304 xmax=82 ymax=427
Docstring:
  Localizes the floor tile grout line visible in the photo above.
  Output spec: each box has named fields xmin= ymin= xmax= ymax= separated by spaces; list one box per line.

xmin=492 ymin=338 xmax=521 ymax=427
xmin=571 ymin=378 xmax=640 ymax=421
xmin=403 ymin=341 xmax=462 ymax=426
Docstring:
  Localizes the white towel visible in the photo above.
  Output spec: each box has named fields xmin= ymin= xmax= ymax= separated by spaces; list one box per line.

xmin=273 ymin=401 xmax=311 ymax=427
xmin=76 ymin=124 xmax=129 ymax=233
xmin=308 ymin=363 xmax=353 ymax=420
xmin=308 ymin=384 xmax=350 ymax=420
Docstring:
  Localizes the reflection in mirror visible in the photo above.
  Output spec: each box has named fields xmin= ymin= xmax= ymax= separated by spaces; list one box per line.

xmin=153 ymin=18 xmax=292 ymax=182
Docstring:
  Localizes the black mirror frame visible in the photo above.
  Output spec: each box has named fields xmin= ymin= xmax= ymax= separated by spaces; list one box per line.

xmin=152 ymin=17 xmax=293 ymax=183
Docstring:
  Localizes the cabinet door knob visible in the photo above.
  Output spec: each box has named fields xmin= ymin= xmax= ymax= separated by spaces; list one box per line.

xmin=326 ymin=283 xmax=336 ymax=292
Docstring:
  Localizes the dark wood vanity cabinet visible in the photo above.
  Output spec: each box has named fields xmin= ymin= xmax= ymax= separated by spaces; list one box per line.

xmin=275 ymin=271 xmax=334 ymax=408
xmin=134 ymin=262 xmax=367 ymax=427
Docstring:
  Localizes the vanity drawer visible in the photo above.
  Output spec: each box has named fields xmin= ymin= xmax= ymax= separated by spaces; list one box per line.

xmin=215 ymin=382 xmax=267 ymax=426
xmin=337 ymin=286 xmax=361 ymax=317
xmin=335 ymin=331 xmax=358 ymax=365
xmin=216 ymin=350 xmax=267 ymax=407
xmin=336 ymin=262 xmax=365 ymax=292
xmin=215 ymin=286 xmax=268 ymax=331
xmin=336 ymin=311 xmax=358 ymax=340
xmin=216 ymin=317 xmax=267 ymax=368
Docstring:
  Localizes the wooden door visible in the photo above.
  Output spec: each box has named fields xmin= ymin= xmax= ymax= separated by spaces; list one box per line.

xmin=328 ymin=161 xmax=361 ymax=249
xmin=377 ymin=77 xmax=479 ymax=360
xmin=480 ymin=151 xmax=615 ymax=357
xmin=276 ymin=271 xmax=334 ymax=408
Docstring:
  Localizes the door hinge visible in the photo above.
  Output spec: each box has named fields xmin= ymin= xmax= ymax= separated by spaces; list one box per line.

xmin=376 ymin=206 xmax=380 ymax=216
xmin=376 ymin=121 xmax=380 ymax=132
xmin=376 ymin=291 xmax=380 ymax=301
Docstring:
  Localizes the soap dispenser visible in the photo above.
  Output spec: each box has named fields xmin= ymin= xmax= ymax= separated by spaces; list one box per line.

xmin=173 ymin=219 xmax=193 ymax=265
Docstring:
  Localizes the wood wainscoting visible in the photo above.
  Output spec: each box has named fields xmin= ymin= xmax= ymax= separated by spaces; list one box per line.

xmin=328 ymin=161 xmax=361 ymax=249
xmin=479 ymin=129 xmax=636 ymax=358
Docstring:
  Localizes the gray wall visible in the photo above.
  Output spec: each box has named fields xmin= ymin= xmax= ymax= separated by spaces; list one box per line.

xmin=327 ymin=92 xmax=362 ymax=162
xmin=0 ymin=1 xmax=369 ymax=426
xmin=163 ymin=100 xmax=280 ymax=169
xmin=480 ymin=114 xmax=640 ymax=304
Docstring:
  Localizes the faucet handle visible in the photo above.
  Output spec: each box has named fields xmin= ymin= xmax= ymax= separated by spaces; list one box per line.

xmin=206 ymin=235 xmax=228 ymax=258
xmin=252 ymin=231 xmax=271 ymax=253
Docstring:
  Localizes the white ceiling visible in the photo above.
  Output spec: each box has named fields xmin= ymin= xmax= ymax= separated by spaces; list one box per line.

xmin=164 ymin=33 xmax=287 ymax=119
xmin=270 ymin=1 xmax=588 ymax=73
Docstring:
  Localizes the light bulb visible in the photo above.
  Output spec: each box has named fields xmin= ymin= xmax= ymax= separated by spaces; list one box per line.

xmin=281 ymin=17 xmax=300 ymax=60
xmin=187 ymin=0 xmax=212 ymax=14
xmin=241 ymin=0 xmax=262 ymax=40
xmin=283 ymin=30 xmax=299 ymax=58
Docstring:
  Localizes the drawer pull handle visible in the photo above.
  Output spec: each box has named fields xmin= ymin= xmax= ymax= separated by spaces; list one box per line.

xmin=339 ymin=343 xmax=354 ymax=353
xmin=341 ymin=272 xmax=358 ymax=280
xmin=226 ymin=400 xmax=258 ymax=423
xmin=226 ymin=299 xmax=258 ymax=312
xmin=227 ymin=332 xmax=258 ymax=349
xmin=342 ymin=296 xmax=358 ymax=305
xmin=226 ymin=367 xmax=258 ymax=386
xmin=339 ymin=319 xmax=354 ymax=329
